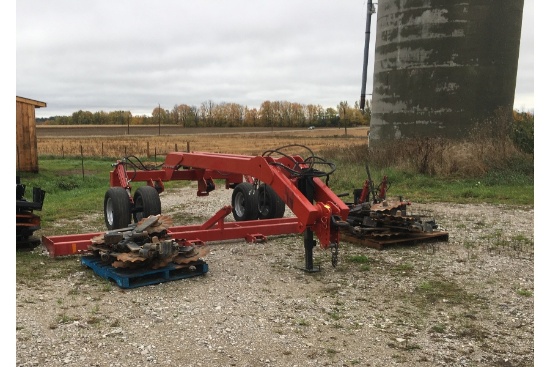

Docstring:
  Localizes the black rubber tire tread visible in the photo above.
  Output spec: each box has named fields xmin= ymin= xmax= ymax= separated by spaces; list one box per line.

xmin=104 ymin=187 xmax=131 ymax=230
xmin=132 ymin=185 xmax=162 ymax=223
xmin=231 ymin=182 xmax=259 ymax=221
xmin=16 ymin=236 xmax=41 ymax=251
xmin=257 ymin=183 xmax=286 ymax=220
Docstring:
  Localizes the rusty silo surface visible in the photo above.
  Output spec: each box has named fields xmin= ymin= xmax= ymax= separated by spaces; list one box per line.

xmin=369 ymin=0 xmax=524 ymax=145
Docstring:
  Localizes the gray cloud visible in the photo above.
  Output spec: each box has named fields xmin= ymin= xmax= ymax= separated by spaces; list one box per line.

xmin=16 ymin=0 xmax=534 ymax=117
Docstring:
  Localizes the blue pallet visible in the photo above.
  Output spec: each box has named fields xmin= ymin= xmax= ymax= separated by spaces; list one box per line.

xmin=81 ymin=256 xmax=208 ymax=289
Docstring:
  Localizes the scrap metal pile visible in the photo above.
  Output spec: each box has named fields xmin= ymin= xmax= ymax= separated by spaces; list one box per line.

xmin=346 ymin=198 xmax=439 ymax=238
xmin=342 ymin=165 xmax=447 ymax=249
xmin=89 ymin=214 xmax=209 ymax=269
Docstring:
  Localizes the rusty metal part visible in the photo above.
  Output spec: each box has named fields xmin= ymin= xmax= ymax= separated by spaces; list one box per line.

xmin=345 ymin=198 xmax=440 ymax=244
xmin=112 ymin=253 xmax=151 ymax=269
xmin=173 ymin=245 xmax=210 ymax=265
xmin=330 ymin=243 xmax=339 ymax=267
xmin=87 ymin=214 xmax=196 ymax=269
xmin=136 ymin=215 xmax=173 ymax=235
xmin=89 ymin=215 xmax=213 ymax=269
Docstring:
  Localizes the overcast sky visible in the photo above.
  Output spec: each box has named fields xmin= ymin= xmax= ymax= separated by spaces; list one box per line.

xmin=14 ymin=0 xmax=534 ymax=118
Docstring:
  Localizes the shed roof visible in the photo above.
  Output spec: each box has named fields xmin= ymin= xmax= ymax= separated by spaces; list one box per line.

xmin=16 ymin=96 xmax=47 ymax=108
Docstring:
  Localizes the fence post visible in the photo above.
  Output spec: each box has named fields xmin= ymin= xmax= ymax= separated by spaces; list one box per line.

xmin=80 ymin=145 xmax=84 ymax=179
xmin=187 ymin=141 xmax=190 ymax=152
xmin=147 ymin=142 xmax=150 ymax=158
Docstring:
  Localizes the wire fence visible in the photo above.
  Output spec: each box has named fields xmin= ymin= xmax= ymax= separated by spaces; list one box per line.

xmin=34 ymin=127 xmax=369 ymax=165
xmin=37 ymin=140 xmax=197 ymax=160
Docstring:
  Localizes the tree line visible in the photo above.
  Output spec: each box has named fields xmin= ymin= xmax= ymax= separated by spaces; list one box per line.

xmin=37 ymin=100 xmax=372 ymax=128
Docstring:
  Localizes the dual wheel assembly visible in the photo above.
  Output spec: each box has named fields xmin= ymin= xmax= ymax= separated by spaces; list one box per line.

xmin=104 ymin=186 xmax=161 ymax=230
xmin=230 ymin=182 xmax=285 ymax=221
xmin=104 ymin=182 xmax=285 ymax=231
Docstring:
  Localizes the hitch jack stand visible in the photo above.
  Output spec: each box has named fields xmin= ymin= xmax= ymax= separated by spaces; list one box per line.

xmin=302 ymin=227 xmax=320 ymax=272
xmin=299 ymin=175 xmax=320 ymax=272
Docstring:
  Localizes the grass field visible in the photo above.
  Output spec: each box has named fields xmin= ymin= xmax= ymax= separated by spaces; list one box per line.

xmin=37 ymin=125 xmax=369 ymax=158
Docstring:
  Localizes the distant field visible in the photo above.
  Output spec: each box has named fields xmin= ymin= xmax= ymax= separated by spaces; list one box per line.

xmin=37 ymin=125 xmax=369 ymax=157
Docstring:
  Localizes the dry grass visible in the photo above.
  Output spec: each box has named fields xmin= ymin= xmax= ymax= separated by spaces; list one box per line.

xmin=365 ymin=135 xmax=530 ymax=177
xmin=37 ymin=126 xmax=369 ymax=158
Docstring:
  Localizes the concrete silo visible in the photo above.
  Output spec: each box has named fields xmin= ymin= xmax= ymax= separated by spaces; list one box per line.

xmin=369 ymin=0 xmax=524 ymax=146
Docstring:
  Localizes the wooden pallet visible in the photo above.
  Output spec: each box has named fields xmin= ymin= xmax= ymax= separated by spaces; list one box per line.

xmin=81 ymin=256 xmax=208 ymax=289
xmin=341 ymin=231 xmax=449 ymax=250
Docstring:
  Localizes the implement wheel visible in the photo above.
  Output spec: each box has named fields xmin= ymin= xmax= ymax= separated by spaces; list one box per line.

xmin=257 ymin=183 xmax=285 ymax=219
xmin=231 ymin=182 xmax=259 ymax=221
xmin=104 ymin=187 xmax=131 ymax=230
xmin=133 ymin=186 xmax=161 ymax=223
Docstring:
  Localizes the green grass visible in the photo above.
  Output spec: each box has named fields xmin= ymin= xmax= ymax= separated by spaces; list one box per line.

xmin=413 ymin=278 xmax=477 ymax=307
xmin=345 ymin=254 xmax=371 ymax=271
xmin=430 ymin=323 xmax=446 ymax=333
xmin=328 ymin=161 xmax=533 ymax=206
xmin=16 ymin=251 xmax=82 ymax=285
xmin=516 ymin=288 xmax=533 ymax=297
xmin=347 ymin=255 xmax=370 ymax=264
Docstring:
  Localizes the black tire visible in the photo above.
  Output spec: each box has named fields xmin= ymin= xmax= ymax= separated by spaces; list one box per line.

xmin=132 ymin=186 xmax=162 ymax=223
xmin=257 ymin=183 xmax=285 ymax=219
xmin=231 ymin=182 xmax=259 ymax=221
xmin=16 ymin=235 xmax=41 ymax=251
xmin=104 ymin=187 xmax=131 ymax=230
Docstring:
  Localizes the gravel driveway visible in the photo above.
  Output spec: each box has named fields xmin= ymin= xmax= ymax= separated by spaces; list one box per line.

xmin=16 ymin=187 xmax=534 ymax=367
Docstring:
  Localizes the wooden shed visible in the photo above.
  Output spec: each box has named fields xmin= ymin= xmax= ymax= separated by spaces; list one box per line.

xmin=16 ymin=96 xmax=47 ymax=173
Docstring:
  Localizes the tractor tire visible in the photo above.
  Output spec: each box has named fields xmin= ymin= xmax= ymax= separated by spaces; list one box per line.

xmin=132 ymin=186 xmax=162 ymax=223
xmin=231 ymin=182 xmax=259 ymax=221
xmin=16 ymin=235 xmax=41 ymax=251
xmin=257 ymin=183 xmax=285 ymax=220
xmin=104 ymin=187 xmax=131 ymax=230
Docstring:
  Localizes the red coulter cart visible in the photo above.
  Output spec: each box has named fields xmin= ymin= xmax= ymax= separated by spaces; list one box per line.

xmin=43 ymin=146 xmax=350 ymax=272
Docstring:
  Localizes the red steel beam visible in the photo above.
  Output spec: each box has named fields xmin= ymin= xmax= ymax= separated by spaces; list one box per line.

xmin=42 ymin=231 xmax=104 ymax=257
xmin=42 ymin=213 xmax=302 ymax=258
xmin=168 ymin=217 xmax=301 ymax=244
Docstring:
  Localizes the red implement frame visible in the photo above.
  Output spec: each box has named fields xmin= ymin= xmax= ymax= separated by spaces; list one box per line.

xmin=42 ymin=206 xmax=302 ymax=257
xmin=357 ymin=175 xmax=388 ymax=204
xmin=43 ymin=151 xmax=349 ymax=271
